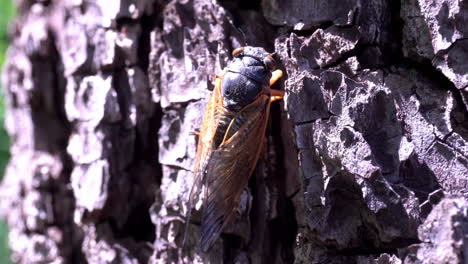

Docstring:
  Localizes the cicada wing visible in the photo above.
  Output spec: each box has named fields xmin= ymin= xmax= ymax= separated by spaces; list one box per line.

xmin=184 ymin=73 xmax=225 ymax=246
xmin=200 ymin=94 xmax=271 ymax=252
xmin=193 ymin=74 xmax=224 ymax=179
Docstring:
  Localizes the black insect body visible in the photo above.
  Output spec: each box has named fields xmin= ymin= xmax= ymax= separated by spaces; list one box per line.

xmin=222 ymin=47 xmax=276 ymax=110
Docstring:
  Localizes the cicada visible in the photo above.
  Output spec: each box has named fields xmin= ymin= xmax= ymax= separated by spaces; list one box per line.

xmin=185 ymin=46 xmax=284 ymax=252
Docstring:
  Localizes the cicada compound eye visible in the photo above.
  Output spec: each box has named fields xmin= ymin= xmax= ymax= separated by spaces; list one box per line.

xmin=263 ymin=54 xmax=277 ymax=71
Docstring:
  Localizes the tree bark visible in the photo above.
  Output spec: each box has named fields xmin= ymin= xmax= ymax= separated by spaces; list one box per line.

xmin=0 ymin=0 xmax=467 ymax=263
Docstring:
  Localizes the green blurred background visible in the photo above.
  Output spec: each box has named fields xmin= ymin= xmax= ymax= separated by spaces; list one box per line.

xmin=0 ymin=0 xmax=16 ymax=263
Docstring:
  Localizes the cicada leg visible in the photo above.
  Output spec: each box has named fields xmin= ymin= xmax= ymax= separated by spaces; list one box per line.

xmin=270 ymin=90 xmax=285 ymax=102
xmin=190 ymin=130 xmax=201 ymax=136
xmin=269 ymin=69 xmax=283 ymax=86
xmin=270 ymin=69 xmax=284 ymax=102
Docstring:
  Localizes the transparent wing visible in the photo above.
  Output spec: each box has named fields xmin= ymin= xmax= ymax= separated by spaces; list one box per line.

xmin=199 ymin=94 xmax=271 ymax=251
xmin=184 ymin=73 xmax=227 ymax=245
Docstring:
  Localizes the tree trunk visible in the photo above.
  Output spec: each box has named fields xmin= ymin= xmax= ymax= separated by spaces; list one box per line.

xmin=0 ymin=0 xmax=467 ymax=263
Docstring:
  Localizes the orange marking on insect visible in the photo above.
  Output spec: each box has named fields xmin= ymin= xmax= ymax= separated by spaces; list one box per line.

xmin=232 ymin=47 xmax=245 ymax=55
xmin=269 ymin=69 xmax=283 ymax=86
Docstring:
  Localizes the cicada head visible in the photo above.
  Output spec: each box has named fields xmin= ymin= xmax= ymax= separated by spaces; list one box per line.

xmin=222 ymin=46 xmax=277 ymax=111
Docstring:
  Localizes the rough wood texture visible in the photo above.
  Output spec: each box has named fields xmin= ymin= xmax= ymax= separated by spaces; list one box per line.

xmin=0 ymin=0 xmax=466 ymax=263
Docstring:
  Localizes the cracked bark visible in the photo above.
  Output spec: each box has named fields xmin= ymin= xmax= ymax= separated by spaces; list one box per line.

xmin=0 ymin=0 xmax=467 ymax=263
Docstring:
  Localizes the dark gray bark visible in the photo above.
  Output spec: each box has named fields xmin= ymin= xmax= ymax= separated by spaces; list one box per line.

xmin=0 ymin=0 xmax=467 ymax=263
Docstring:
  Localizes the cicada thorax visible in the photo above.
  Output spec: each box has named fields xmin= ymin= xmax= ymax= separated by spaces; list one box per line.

xmin=188 ymin=46 xmax=281 ymax=253
xmin=221 ymin=92 xmax=270 ymax=143
xmin=210 ymin=75 xmax=272 ymax=149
